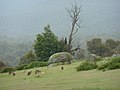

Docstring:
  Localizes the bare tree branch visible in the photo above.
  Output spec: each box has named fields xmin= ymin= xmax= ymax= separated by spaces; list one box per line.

xmin=66 ymin=2 xmax=81 ymax=53
xmin=72 ymin=28 xmax=78 ymax=35
xmin=71 ymin=42 xmax=81 ymax=52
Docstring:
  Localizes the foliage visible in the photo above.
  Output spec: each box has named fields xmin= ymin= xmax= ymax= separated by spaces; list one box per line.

xmin=19 ymin=51 xmax=35 ymax=65
xmin=95 ymin=56 xmax=103 ymax=62
xmin=34 ymin=25 xmax=64 ymax=61
xmin=97 ymin=61 xmax=110 ymax=70
xmin=76 ymin=61 xmax=97 ymax=71
xmin=15 ymin=64 xmax=27 ymax=70
xmin=96 ymin=60 xmax=109 ymax=69
xmin=107 ymin=57 xmax=120 ymax=70
xmin=111 ymin=56 xmax=120 ymax=63
xmin=87 ymin=38 xmax=110 ymax=57
xmin=105 ymin=39 xmax=120 ymax=50
xmin=87 ymin=38 xmax=120 ymax=57
xmin=97 ymin=56 xmax=120 ymax=70
xmin=24 ymin=61 xmax=48 ymax=69
xmin=107 ymin=63 xmax=120 ymax=70
xmin=1 ymin=67 xmax=15 ymax=73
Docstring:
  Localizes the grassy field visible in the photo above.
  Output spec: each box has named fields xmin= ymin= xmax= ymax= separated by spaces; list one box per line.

xmin=0 ymin=62 xmax=120 ymax=90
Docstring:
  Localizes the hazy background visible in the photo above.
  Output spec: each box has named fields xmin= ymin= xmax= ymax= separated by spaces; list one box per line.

xmin=0 ymin=0 xmax=120 ymax=40
xmin=0 ymin=0 xmax=120 ymax=66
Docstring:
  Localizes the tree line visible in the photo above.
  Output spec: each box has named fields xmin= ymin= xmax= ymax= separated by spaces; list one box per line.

xmin=19 ymin=24 xmax=120 ymax=65
xmin=87 ymin=38 xmax=120 ymax=57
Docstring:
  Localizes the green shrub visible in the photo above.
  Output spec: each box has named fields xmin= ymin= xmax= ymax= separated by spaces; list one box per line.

xmin=96 ymin=57 xmax=103 ymax=62
xmin=97 ymin=56 xmax=120 ymax=70
xmin=76 ymin=61 xmax=98 ymax=71
xmin=24 ymin=61 xmax=48 ymax=69
xmin=111 ymin=56 xmax=120 ymax=63
xmin=108 ymin=57 xmax=120 ymax=70
xmin=16 ymin=64 xmax=27 ymax=70
xmin=97 ymin=60 xmax=109 ymax=67
xmin=24 ymin=65 xmax=31 ymax=69
xmin=97 ymin=61 xmax=111 ymax=70
xmin=1 ymin=67 xmax=15 ymax=73
xmin=108 ymin=63 xmax=120 ymax=70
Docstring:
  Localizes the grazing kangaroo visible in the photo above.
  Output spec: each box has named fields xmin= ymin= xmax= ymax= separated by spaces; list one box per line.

xmin=8 ymin=71 xmax=12 ymax=74
xmin=35 ymin=70 xmax=41 ymax=74
xmin=61 ymin=67 xmax=64 ymax=70
xmin=35 ymin=70 xmax=41 ymax=78
xmin=27 ymin=71 xmax=32 ymax=76
xmin=12 ymin=72 xmax=15 ymax=76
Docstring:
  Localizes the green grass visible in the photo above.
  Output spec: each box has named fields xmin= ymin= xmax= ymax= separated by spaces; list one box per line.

xmin=0 ymin=62 xmax=120 ymax=90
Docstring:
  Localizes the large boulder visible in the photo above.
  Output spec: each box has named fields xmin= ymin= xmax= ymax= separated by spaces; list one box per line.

xmin=48 ymin=52 xmax=72 ymax=64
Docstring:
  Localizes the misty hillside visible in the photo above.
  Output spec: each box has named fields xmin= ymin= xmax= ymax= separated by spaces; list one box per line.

xmin=0 ymin=35 xmax=33 ymax=66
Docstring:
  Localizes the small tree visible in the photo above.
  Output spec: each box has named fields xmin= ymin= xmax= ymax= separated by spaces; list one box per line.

xmin=105 ymin=39 xmax=120 ymax=50
xmin=34 ymin=25 xmax=63 ymax=61
xmin=87 ymin=38 xmax=103 ymax=56
xmin=87 ymin=38 xmax=119 ymax=57
xmin=19 ymin=51 xmax=35 ymax=65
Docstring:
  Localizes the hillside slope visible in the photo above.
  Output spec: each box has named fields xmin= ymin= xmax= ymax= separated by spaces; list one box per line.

xmin=0 ymin=62 xmax=120 ymax=90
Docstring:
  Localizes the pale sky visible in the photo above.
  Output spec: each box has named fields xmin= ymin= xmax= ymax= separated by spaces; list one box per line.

xmin=0 ymin=0 xmax=120 ymax=40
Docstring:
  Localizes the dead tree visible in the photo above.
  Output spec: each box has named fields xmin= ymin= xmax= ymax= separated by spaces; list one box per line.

xmin=66 ymin=2 xmax=81 ymax=53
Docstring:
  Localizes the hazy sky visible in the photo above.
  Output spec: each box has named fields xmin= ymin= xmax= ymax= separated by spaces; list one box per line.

xmin=0 ymin=0 xmax=120 ymax=40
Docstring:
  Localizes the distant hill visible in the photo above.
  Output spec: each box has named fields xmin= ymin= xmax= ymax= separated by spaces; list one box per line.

xmin=0 ymin=35 xmax=33 ymax=66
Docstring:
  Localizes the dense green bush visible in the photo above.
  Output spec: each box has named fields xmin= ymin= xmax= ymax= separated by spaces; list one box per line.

xmin=97 ymin=56 xmax=120 ymax=70
xmin=108 ymin=63 xmax=120 ymax=70
xmin=97 ymin=60 xmax=109 ymax=66
xmin=24 ymin=61 xmax=48 ymax=69
xmin=95 ymin=57 xmax=103 ymax=62
xmin=16 ymin=64 xmax=27 ymax=70
xmin=111 ymin=56 xmax=120 ymax=63
xmin=97 ymin=62 xmax=110 ymax=70
xmin=1 ymin=67 xmax=15 ymax=73
xmin=24 ymin=65 xmax=31 ymax=69
xmin=76 ymin=61 xmax=98 ymax=71
xmin=107 ymin=56 xmax=120 ymax=70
